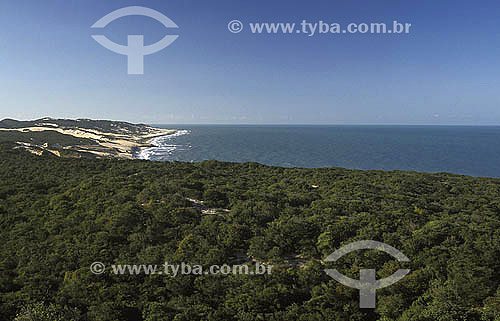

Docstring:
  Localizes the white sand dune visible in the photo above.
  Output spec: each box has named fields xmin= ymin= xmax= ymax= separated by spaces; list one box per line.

xmin=1 ymin=125 xmax=176 ymax=159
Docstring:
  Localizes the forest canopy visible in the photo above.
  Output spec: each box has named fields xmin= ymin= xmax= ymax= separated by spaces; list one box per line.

xmin=0 ymin=142 xmax=499 ymax=320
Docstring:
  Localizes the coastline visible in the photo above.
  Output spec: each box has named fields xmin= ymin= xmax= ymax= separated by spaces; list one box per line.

xmin=108 ymin=128 xmax=178 ymax=159
xmin=0 ymin=119 xmax=178 ymax=160
xmin=132 ymin=132 xmax=174 ymax=160
xmin=60 ymin=127 xmax=179 ymax=159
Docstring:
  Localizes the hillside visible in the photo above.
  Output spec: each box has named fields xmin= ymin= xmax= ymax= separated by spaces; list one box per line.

xmin=0 ymin=118 xmax=174 ymax=159
xmin=0 ymin=144 xmax=499 ymax=320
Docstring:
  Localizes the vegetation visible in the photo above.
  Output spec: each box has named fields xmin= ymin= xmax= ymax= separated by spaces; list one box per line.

xmin=0 ymin=142 xmax=499 ymax=320
xmin=0 ymin=130 xmax=98 ymax=147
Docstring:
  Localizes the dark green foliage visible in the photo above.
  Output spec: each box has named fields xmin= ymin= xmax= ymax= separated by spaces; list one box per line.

xmin=1 ymin=145 xmax=500 ymax=320
xmin=0 ymin=131 xmax=98 ymax=147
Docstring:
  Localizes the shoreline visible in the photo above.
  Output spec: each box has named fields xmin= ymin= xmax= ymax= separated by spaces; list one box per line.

xmin=133 ymin=129 xmax=191 ymax=160
xmin=132 ymin=133 xmax=173 ymax=160
xmin=104 ymin=128 xmax=178 ymax=159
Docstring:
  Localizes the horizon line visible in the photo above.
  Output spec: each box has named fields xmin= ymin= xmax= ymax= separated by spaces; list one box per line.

xmin=2 ymin=117 xmax=499 ymax=127
xmin=148 ymin=123 xmax=500 ymax=127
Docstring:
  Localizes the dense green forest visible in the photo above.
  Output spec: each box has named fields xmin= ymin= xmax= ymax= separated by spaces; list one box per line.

xmin=1 ymin=141 xmax=499 ymax=320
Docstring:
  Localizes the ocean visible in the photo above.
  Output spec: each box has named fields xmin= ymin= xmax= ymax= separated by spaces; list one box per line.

xmin=137 ymin=125 xmax=500 ymax=178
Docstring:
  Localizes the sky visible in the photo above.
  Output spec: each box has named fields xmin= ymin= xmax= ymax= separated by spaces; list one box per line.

xmin=0 ymin=0 xmax=499 ymax=125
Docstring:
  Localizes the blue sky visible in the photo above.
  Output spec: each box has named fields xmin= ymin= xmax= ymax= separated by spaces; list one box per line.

xmin=0 ymin=0 xmax=499 ymax=124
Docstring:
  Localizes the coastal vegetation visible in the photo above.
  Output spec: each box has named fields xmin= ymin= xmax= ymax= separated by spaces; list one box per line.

xmin=1 ymin=140 xmax=500 ymax=320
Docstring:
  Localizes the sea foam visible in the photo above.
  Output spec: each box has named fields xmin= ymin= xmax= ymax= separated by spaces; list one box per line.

xmin=137 ymin=129 xmax=190 ymax=160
